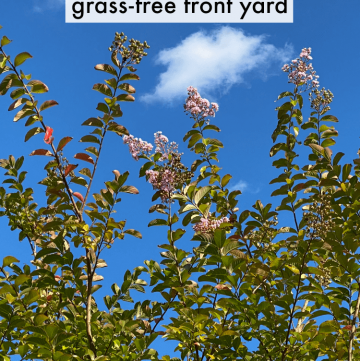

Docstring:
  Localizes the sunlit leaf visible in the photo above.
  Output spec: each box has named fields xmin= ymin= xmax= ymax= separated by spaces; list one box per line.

xmin=14 ymin=52 xmax=32 ymax=67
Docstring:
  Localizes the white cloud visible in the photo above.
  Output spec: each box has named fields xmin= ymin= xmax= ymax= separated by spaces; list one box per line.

xmin=229 ymin=180 xmax=248 ymax=193
xmin=229 ymin=180 xmax=260 ymax=194
xmin=141 ymin=26 xmax=292 ymax=104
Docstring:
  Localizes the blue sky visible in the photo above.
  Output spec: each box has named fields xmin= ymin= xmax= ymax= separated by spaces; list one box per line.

xmin=1 ymin=0 xmax=360 ymax=358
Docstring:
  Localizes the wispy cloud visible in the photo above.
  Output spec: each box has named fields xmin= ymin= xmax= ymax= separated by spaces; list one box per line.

xmin=229 ymin=180 xmax=260 ymax=194
xmin=33 ymin=0 xmax=64 ymax=12
xmin=141 ymin=26 xmax=293 ymax=104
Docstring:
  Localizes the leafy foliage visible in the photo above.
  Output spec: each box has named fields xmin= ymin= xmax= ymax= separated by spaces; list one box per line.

xmin=0 ymin=28 xmax=359 ymax=361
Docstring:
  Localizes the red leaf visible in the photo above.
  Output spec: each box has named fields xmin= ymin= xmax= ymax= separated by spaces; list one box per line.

xmin=74 ymin=153 xmax=94 ymax=164
xmin=46 ymin=295 xmax=52 ymax=301
xmin=73 ymin=192 xmax=84 ymax=203
xmin=343 ymin=325 xmax=352 ymax=331
xmin=30 ymin=149 xmax=53 ymax=156
xmin=44 ymin=127 xmax=53 ymax=144
xmin=57 ymin=136 xmax=73 ymax=151
xmin=64 ymin=164 xmax=78 ymax=177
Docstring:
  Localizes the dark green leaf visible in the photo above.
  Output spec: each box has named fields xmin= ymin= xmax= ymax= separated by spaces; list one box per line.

xmin=25 ymin=127 xmax=44 ymax=142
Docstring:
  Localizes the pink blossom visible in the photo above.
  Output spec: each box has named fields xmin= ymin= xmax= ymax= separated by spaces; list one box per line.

xmin=282 ymin=47 xmax=319 ymax=90
xmin=146 ymin=168 xmax=176 ymax=202
xmin=123 ymin=135 xmax=153 ymax=160
xmin=211 ymin=102 xmax=219 ymax=111
xmin=193 ymin=217 xmax=230 ymax=233
xmin=154 ymin=131 xmax=179 ymax=162
xmin=184 ymin=87 xmax=219 ymax=121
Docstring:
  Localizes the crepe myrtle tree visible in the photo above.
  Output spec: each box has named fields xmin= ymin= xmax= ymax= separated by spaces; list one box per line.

xmin=0 ymin=27 xmax=359 ymax=361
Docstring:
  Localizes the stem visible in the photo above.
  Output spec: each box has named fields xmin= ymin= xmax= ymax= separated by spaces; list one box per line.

xmin=349 ymin=281 xmax=360 ymax=361
xmin=85 ymin=248 xmax=96 ymax=356
xmin=281 ymin=240 xmax=312 ymax=360
xmin=295 ymin=299 xmax=309 ymax=332
xmin=0 ymin=47 xmax=81 ymax=219
xmin=195 ymin=344 xmax=200 ymax=361
xmin=0 ymin=48 xmax=101 ymax=353
xmin=80 ymin=62 xmax=125 ymax=213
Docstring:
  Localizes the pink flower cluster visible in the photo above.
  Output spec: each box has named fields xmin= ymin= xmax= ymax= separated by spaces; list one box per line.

xmin=184 ymin=86 xmax=219 ymax=119
xmin=193 ymin=217 xmax=230 ymax=233
xmin=154 ymin=131 xmax=179 ymax=161
xmin=123 ymin=135 xmax=153 ymax=160
xmin=282 ymin=48 xmax=319 ymax=89
xmin=146 ymin=169 xmax=176 ymax=202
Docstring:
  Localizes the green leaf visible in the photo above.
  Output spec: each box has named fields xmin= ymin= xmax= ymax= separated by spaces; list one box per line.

xmin=96 ymin=102 xmax=108 ymax=113
xmin=15 ymin=274 xmax=30 ymax=286
xmin=119 ymin=185 xmax=139 ymax=194
xmin=116 ymin=94 xmax=135 ymax=102
xmin=334 ymin=152 xmax=345 ymax=166
xmin=203 ymin=124 xmax=221 ymax=132
xmin=207 ymin=138 xmax=224 ymax=148
xmin=179 ymin=204 xmax=197 ymax=213
xmin=120 ymin=73 xmax=140 ymax=81
xmin=71 ymin=176 xmax=88 ymax=187
xmin=39 ymin=100 xmax=58 ymax=112
xmin=194 ymin=186 xmax=211 ymax=204
xmin=118 ymin=83 xmax=136 ymax=93
xmin=93 ymin=83 xmax=112 ymax=97
xmin=321 ymin=115 xmax=339 ymax=122
xmin=57 ymin=136 xmax=73 ymax=151
xmin=309 ymin=144 xmax=325 ymax=157
xmin=111 ymin=105 xmax=123 ymax=118
xmin=277 ymin=91 xmax=293 ymax=100
xmin=28 ymin=80 xmax=49 ymax=93
xmin=124 ymin=229 xmax=142 ymax=238
xmin=139 ymin=161 xmax=153 ymax=177
xmin=111 ymin=51 xmax=120 ymax=67
xmin=10 ymin=88 xmax=25 ymax=100
xmin=221 ymin=174 xmax=232 ymax=187
xmin=108 ymin=122 xmax=128 ymax=136
xmin=34 ymin=314 xmax=48 ymax=326
xmin=25 ymin=127 xmax=44 ymax=142
xmin=80 ymin=135 xmax=100 ymax=144
xmin=14 ymin=108 xmax=35 ymax=122
xmin=148 ymin=219 xmax=168 ymax=227
xmin=14 ymin=52 xmax=32 ymax=67
xmin=79 ymin=168 xmax=92 ymax=178
xmin=188 ymin=133 xmax=202 ymax=148
xmin=82 ymin=118 xmax=103 ymax=127
xmin=2 ymin=255 xmax=19 ymax=267
xmin=23 ymin=289 xmax=40 ymax=305
xmin=94 ymin=63 xmax=117 ymax=76
xmin=8 ymin=98 xmax=27 ymax=111
xmin=34 ymin=247 xmax=59 ymax=260
xmin=342 ymin=164 xmax=352 ymax=182
xmin=321 ymin=138 xmax=336 ymax=147
xmin=18 ymin=345 xmax=29 ymax=358
xmin=321 ymin=129 xmax=338 ymax=138
xmin=1 ymin=36 xmax=11 ymax=46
